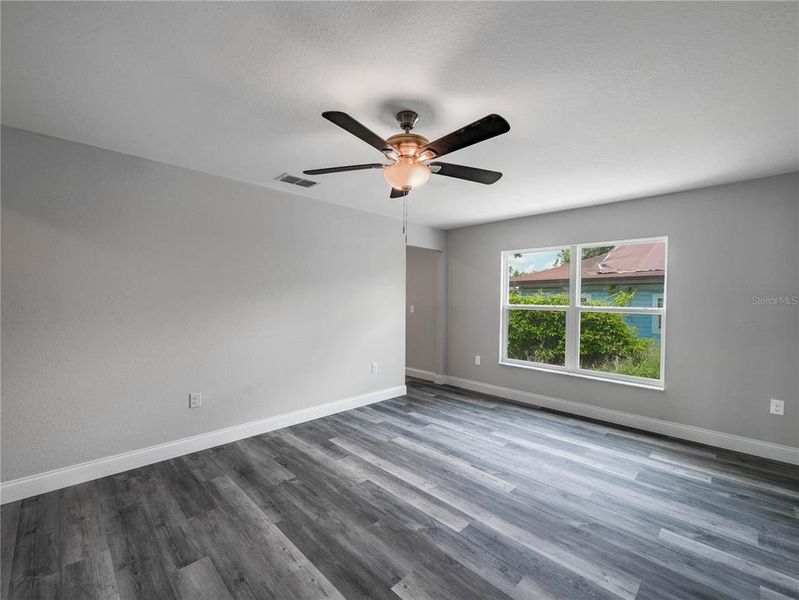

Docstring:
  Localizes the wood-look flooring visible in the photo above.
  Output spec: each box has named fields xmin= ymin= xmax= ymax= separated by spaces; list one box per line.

xmin=2 ymin=379 xmax=798 ymax=599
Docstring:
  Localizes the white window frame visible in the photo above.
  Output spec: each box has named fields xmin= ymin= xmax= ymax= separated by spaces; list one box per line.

xmin=500 ymin=236 xmax=667 ymax=390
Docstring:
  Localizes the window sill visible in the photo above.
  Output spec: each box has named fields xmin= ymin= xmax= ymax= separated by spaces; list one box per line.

xmin=498 ymin=360 xmax=665 ymax=391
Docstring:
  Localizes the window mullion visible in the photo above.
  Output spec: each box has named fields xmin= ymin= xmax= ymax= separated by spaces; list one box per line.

xmin=578 ymin=306 xmax=664 ymax=314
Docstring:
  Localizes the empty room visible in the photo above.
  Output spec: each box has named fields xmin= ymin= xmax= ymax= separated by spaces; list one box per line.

xmin=1 ymin=2 xmax=798 ymax=599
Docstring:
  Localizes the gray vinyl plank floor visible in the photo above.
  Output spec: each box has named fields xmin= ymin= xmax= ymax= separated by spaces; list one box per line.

xmin=2 ymin=378 xmax=798 ymax=600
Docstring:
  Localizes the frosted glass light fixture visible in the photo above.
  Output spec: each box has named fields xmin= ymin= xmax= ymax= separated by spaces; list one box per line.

xmin=383 ymin=157 xmax=431 ymax=191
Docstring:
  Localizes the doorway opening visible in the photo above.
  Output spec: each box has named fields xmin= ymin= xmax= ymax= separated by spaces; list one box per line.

xmin=405 ymin=245 xmax=446 ymax=384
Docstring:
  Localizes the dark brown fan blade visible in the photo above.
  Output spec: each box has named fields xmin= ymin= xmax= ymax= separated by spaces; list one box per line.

xmin=390 ymin=188 xmax=409 ymax=199
xmin=419 ymin=114 xmax=510 ymax=160
xmin=322 ymin=111 xmax=395 ymax=155
xmin=429 ymin=162 xmax=502 ymax=184
xmin=303 ymin=163 xmax=384 ymax=175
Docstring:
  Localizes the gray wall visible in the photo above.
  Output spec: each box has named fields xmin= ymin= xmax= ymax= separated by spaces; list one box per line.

xmin=447 ymin=173 xmax=799 ymax=447
xmin=407 ymin=224 xmax=446 ymax=253
xmin=1 ymin=127 xmax=406 ymax=481
xmin=406 ymin=246 xmax=444 ymax=375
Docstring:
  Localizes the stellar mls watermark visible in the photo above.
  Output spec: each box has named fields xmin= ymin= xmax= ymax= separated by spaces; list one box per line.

xmin=751 ymin=295 xmax=798 ymax=305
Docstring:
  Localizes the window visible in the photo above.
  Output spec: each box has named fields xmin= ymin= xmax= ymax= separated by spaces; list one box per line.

xmin=501 ymin=238 xmax=667 ymax=388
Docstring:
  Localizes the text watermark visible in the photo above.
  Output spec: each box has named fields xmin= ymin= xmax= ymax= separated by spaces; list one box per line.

xmin=751 ymin=295 xmax=798 ymax=305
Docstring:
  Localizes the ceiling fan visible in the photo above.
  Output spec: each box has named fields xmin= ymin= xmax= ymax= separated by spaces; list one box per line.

xmin=304 ymin=110 xmax=510 ymax=198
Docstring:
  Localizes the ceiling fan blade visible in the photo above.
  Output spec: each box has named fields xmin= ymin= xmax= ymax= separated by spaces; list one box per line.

xmin=429 ymin=162 xmax=503 ymax=184
xmin=390 ymin=188 xmax=409 ymax=199
xmin=303 ymin=163 xmax=384 ymax=175
xmin=322 ymin=111 xmax=395 ymax=156
xmin=419 ymin=114 xmax=510 ymax=160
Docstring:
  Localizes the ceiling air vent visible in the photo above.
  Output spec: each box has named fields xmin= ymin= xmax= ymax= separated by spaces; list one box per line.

xmin=275 ymin=173 xmax=318 ymax=188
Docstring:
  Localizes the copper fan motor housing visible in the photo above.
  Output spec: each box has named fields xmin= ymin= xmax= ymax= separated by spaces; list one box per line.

xmin=386 ymin=133 xmax=430 ymax=158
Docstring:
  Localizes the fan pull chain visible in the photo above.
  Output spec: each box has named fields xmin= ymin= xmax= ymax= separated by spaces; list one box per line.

xmin=402 ymin=195 xmax=408 ymax=243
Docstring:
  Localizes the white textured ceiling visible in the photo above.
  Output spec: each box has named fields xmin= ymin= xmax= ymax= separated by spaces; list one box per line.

xmin=2 ymin=2 xmax=797 ymax=229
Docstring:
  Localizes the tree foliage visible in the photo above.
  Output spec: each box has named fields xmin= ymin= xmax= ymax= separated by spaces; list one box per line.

xmin=555 ymin=246 xmax=613 ymax=267
xmin=508 ymin=253 xmax=523 ymax=278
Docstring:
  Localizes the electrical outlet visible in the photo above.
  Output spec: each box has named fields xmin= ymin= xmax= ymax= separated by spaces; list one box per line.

xmin=770 ymin=399 xmax=785 ymax=416
xmin=371 ymin=362 xmax=379 ymax=374
xmin=409 ymin=304 xmax=415 ymax=314
xmin=189 ymin=393 xmax=202 ymax=409
xmin=475 ymin=355 xmax=481 ymax=366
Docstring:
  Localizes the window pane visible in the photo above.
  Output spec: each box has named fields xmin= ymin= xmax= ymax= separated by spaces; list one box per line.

xmin=579 ymin=311 xmax=661 ymax=380
xmin=508 ymin=248 xmax=569 ymax=305
xmin=580 ymin=241 xmax=665 ymax=307
xmin=507 ymin=309 xmax=566 ymax=366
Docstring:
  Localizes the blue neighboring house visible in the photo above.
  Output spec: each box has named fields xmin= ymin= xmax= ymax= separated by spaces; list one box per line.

xmin=510 ymin=242 xmax=665 ymax=342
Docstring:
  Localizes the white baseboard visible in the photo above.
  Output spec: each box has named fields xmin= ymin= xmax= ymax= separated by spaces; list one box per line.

xmin=444 ymin=376 xmax=799 ymax=465
xmin=405 ymin=367 xmax=445 ymax=384
xmin=5 ymin=376 xmax=795 ymax=504
xmin=0 ymin=385 xmax=406 ymax=504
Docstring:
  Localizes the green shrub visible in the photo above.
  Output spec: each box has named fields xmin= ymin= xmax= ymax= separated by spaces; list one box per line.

xmin=508 ymin=291 xmax=657 ymax=378
xmin=592 ymin=345 xmax=661 ymax=379
xmin=507 ymin=298 xmax=567 ymax=365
